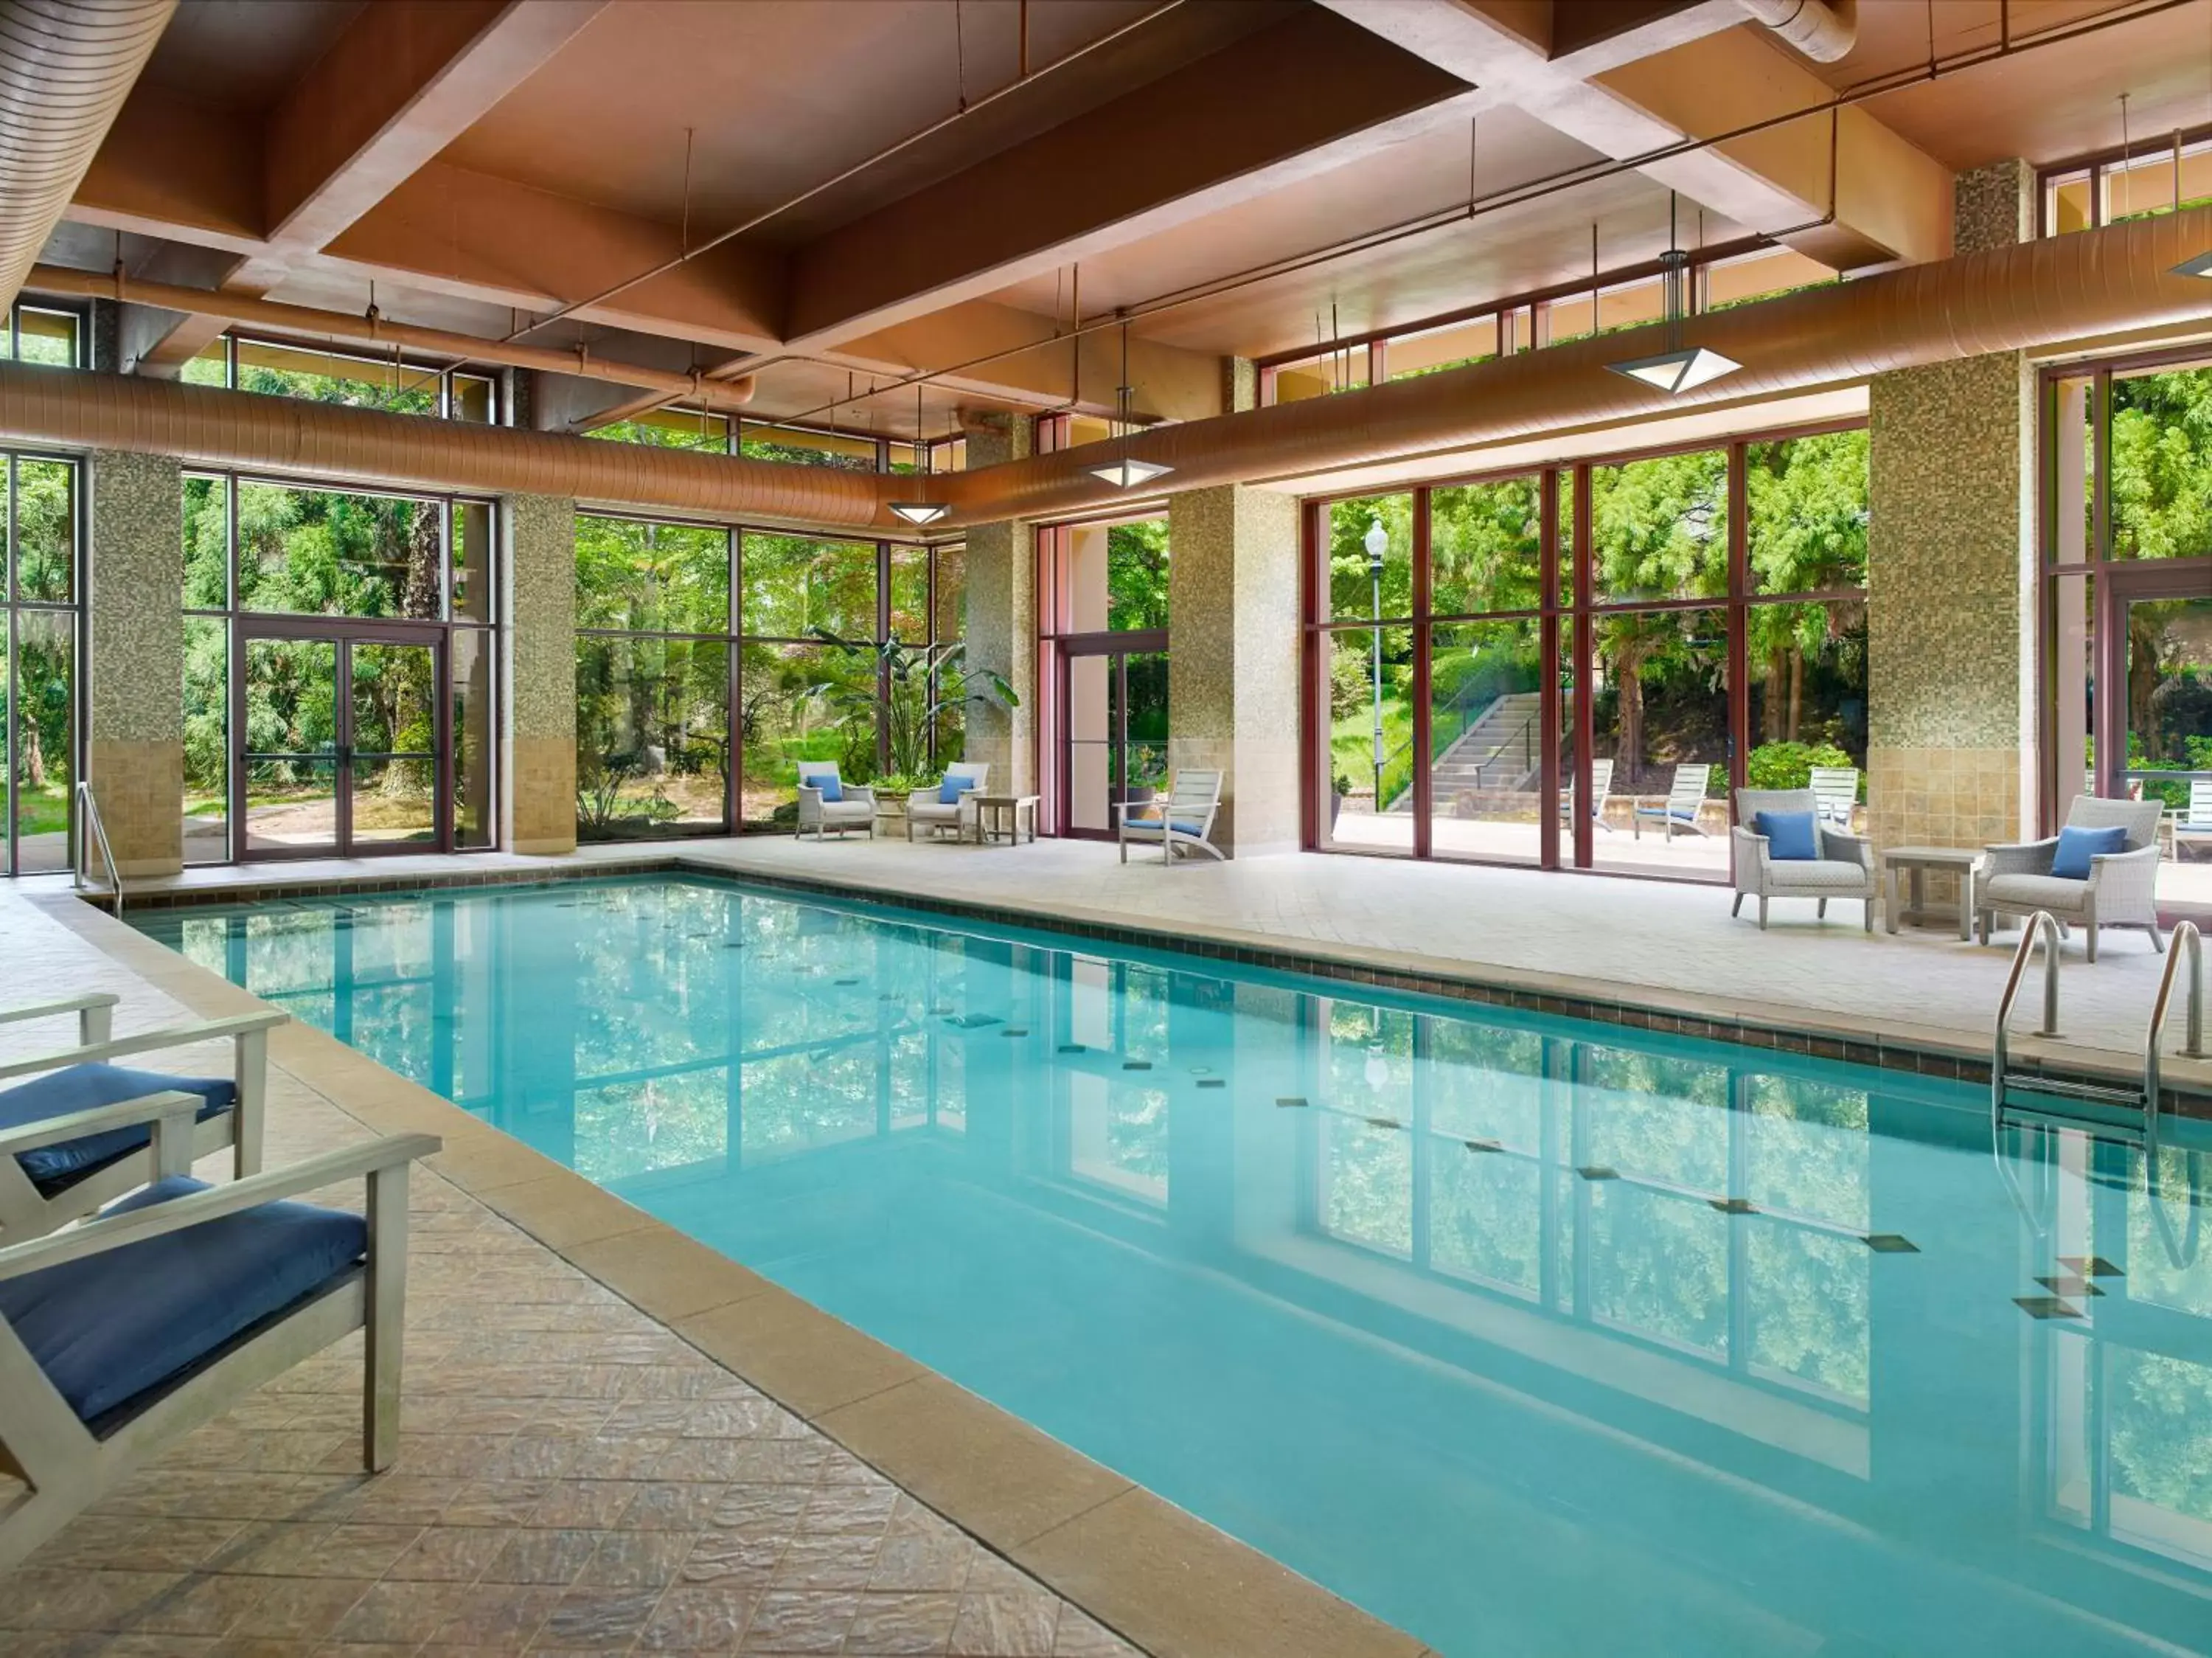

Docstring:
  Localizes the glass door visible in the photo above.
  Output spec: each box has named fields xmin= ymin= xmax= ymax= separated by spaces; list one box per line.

xmin=1058 ymin=642 xmax=1170 ymax=839
xmin=237 ymin=625 xmax=447 ymax=858
xmin=2098 ymin=571 xmax=2212 ymax=910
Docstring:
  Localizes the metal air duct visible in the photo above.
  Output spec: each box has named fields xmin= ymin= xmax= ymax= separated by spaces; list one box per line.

xmin=0 ymin=0 xmax=175 ymax=311
xmin=932 ymin=205 xmax=2212 ymax=527
xmin=1737 ymin=0 xmax=1856 ymax=63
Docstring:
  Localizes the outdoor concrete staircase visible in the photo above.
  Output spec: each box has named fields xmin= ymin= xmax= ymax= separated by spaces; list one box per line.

xmin=1392 ymin=691 xmax=1541 ymax=811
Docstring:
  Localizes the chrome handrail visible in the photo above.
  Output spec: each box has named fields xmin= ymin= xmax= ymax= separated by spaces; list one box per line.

xmin=1991 ymin=910 xmax=2063 ymax=1128
xmin=72 ymin=780 xmax=122 ymax=917
xmin=2143 ymin=920 xmax=2205 ymax=1158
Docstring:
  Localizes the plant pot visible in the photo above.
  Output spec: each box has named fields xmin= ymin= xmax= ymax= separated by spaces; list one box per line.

xmin=1330 ymin=791 xmax=1343 ymax=830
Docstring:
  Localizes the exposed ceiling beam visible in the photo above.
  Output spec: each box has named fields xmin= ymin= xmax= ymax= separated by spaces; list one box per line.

xmin=780 ymin=6 xmax=1477 ymax=352
xmin=1316 ymin=0 xmax=1950 ymax=270
xmin=133 ymin=0 xmax=610 ymax=373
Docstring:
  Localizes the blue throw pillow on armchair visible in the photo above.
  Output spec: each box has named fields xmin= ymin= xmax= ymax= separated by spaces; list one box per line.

xmin=938 ymin=775 xmax=976 ymax=806
xmin=1753 ymin=809 xmax=1819 ymax=861
xmin=810 ymin=773 xmax=841 ymax=803
xmin=2051 ymin=823 xmax=2127 ymax=880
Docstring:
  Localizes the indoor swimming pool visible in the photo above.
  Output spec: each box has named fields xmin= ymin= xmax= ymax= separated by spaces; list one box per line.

xmin=134 ymin=874 xmax=2212 ymax=1657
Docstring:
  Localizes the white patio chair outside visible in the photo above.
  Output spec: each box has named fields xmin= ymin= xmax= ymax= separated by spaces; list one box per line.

xmin=1116 ymin=769 xmax=1225 ymax=864
xmin=1809 ymin=766 xmax=1861 ymax=830
xmin=795 ymin=761 xmax=876 ymax=840
xmin=1730 ymin=787 xmax=1878 ymax=931
xmin=2173 ymin=778 xmax=2212 ymax=856
xmin=1632 ymin=763 xmax=1714 ymax=841
xmin=0 ymin=1131 xmax=439 ymax=1569
xmin=1977 ymin=795 xmax=2166 ymax=961
xmin=0 ymin=994 xmax=285 ymax=1242
xmin=1560 ymin=758 xmax=1616 ymax=833
xmin=905 ymin=763 xmax=988 ymax=842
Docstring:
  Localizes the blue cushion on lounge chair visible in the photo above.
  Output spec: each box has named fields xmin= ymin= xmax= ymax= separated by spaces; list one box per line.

xmin=1124 ymin=819 xmax=1205 ymax=836
xmin=0 ymin=1176 xmax=366 ymax=1424
xmin=2051 ymin=823 xmax=2127 ymax=880
xmin=809 ymin=773 xmax=842 ymax=802
xmin=1 ymin=1064 xmax=234 ymax=1196
xmin=1753 ymin=809 xmax=1819 ymax=861
xmin=937 ymin=776 xmax=976 ymax=805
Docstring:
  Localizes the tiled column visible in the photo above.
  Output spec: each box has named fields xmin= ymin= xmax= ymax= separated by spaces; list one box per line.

xmin=1166 ymin=482 xmax=1301 ymax=856
xmin=502 ymin=493 xmax=577 ymax=855
xmin=87 ymin=450 xmax=184 ymax=875
xmin=961 ymin=414 xmax=1036 ymax=794
xmin=1866 ymin=160 xmax=2036 ymax=860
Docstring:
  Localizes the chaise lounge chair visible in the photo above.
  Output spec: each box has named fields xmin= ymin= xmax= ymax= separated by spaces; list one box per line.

xmin=0 ymin=993 xmax=286 ymax=1241
xmin=1560 ymin=759 xmax=1616 ymax=834
xmin=906 ymin=762 xmax=987 ymax=842
xmin=1977 ymin=794 xmax=2166 ymax=960
xmin=0 ymin=1130 xmax=439 ymax=1568
xmin=1809 ymin=766 xmax=1861 ymax=830
xmin=1116 ymin=769 xmax=1225 ymax=864
xmin=795 ymin=761 xmax=877 ymax=841
xmin=1632 ymin=763 xmax=1714 ymax=841
xmin=2172 ymin=779 xmax=2212 ymax=859
xmin=1731 ymin=787 xmax=1878 ymax=931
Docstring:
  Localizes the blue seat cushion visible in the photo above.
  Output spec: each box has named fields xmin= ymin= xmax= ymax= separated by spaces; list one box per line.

xmin=937 ymin=775 xmax=977 ymax=805
xmin=2051 ymin=823 xmax=2128 ymax=880
xmin=1754 ymin=808 xmax=1820 ymax=861
xmin=807 ymin=773 xmax=842 ymax=802
xmin=0 ymin=1176 xmax=366 ymax=1425
xmin=1124 ymin=819 xmax=1206 ymax=837
xmin=1 ymin=1064 xmax=234 ymax=1196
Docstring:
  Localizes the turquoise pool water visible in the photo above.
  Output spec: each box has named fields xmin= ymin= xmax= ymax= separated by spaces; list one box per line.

xmin=136 ymin=874 xmax=2212 ymax=1657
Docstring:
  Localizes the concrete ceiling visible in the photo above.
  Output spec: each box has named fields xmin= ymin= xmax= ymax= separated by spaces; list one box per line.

xmin=32 ymin=0 xmax=2211 ymax=438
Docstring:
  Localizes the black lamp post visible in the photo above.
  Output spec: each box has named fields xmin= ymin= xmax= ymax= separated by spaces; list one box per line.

xmin=1365 ymin=516 xmax=1388 ymax=811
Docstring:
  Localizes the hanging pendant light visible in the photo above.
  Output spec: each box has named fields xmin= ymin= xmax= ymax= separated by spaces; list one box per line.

xmin=1607 ymin=195 xmax=1740 ymax=395
xmin=888 ymin=378 xmax=951 ymax=525
xmin=2175 ymin=252 xmax=2212 ymax=278
xmin=1088 ymin=316 xmax=1174 ymax=488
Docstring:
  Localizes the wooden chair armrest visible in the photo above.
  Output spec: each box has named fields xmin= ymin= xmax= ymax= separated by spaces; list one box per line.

xmin=0 ymin=1089 xmax=203 ymax=1156
xmin=0 ymin=1011 xmax=287 ymax=1085
xmin=0 ymin=993 xmax=120 ymax=1028
xmin=0 ymin=1133 xmax=442 ymax=1281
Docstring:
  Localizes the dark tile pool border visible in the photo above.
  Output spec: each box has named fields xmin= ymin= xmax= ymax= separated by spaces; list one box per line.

xmin=112 ymin=855 xmax=2212 ymax=1122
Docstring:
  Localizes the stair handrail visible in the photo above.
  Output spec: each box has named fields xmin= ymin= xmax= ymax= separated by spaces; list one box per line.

xmin=2143 ymin=920 xmax=2205 ymax=1159
xmin=1991 ymin=910 xmax=2063 ymax=1131
xmin=72 ymin=780 xmax=123 ymax=917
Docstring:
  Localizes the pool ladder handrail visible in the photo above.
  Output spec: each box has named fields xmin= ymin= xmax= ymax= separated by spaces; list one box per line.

xmin=2142 ymin=920 xmax=2205 ymax=1150
xmin=71 ymin=780 xmax=123 ymax=917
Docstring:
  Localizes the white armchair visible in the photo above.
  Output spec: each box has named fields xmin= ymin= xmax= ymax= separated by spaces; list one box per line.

xmin=906 ymin=763 xmax=988 ymax=842
xmin=1977 ymin=795 xmax=2166 ymax=961
xmin=795 ymin=761 xmax=876 ymax=840
xmin=1730 ymin=788 xmax=1877 ymax=931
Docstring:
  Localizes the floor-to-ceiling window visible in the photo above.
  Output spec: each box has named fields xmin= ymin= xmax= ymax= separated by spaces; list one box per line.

xmin=181 ymin=474 xmax=497 ymax=861
xmin=1037 ymin=511 xmax=1170 ymax=839
xmin=1306 ymin=424 xmax=1868 ymax=881
xmin=2042 ymin=347 xmax=2212 ymax=912
xmin=1 ymin=451 xmax=80 ymax=875
xmin=574 ymin=514 xmax=966 ymax=841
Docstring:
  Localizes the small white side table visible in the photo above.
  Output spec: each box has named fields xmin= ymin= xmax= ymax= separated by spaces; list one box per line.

xmin=973 ymin=794 xmax=1039 ymax=845
xmin=1881 ymin=846 xmax=1981 ymax=941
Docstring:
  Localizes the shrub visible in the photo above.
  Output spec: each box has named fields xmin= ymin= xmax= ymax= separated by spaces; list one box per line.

xmin=1747 ymin=740 xmax=1854 ymax=792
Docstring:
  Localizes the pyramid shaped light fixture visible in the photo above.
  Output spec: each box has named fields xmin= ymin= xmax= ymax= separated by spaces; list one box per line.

xmin=887 ymin=378 xmax=953 ymax=527
xmin=2176 ymin=250 xmax=2212 ymax=278
xmin=1087 ymin=316 xmax=1174 ymax=489
xmin=1607 ymin=195 xmax=1741 ymax=397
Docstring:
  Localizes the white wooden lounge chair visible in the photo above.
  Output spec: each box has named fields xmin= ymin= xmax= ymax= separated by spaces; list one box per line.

xmin=0 ymin=1130 xmax=439 ymax=1569
xmin=1731 ymin=787 xmax=1878 ymax=931
xmin=1631 ymin=763 xmax=1714 ymax=841
xmin=0 ymin=993 xmax=285 ymax=1242
xmin=1809 ymin=766 xmax=1860 ymax=830
xmin=2172 ymin=779 xmax=2212 ymax=856
xmin=1560 ymin=759 xmax=1616 ymax=833
xmin=1116 ymin=769 xmax=1225 ymax=864
xmin=906 ymin=763 xmax=987 ymax=842
xmin=795 ymin=761 xmax=875 ymax=840
xmin=1978 ymin=795 xmax=2166 ymax=961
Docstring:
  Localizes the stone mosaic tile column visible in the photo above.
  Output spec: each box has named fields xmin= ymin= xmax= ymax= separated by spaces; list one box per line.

xmin=502 ymin=493 xmax=577 ymax=854
xmin=87 ymin=449 xmax=184 ymax=876
xmin=1166 ymin=482 xmax=1301 ymax=856
xmin=1867 ymin=161 xmax=2035 ymax=867
xmin=961 ymin=414 xmax=1035 ymax=794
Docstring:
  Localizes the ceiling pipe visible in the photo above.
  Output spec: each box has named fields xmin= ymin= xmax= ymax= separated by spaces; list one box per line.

xmin=0 ymin=360 xmax=872 ymax=527
xmin=1736 ymin=0 xmax=1856 ymax=63
xmin=1 ymin=209 xmax=2207 ymax=535
xmin=927 ymin=204 xmax=2212 ymax=527
xmin=24 ymin=264 xmax=757 ymax=411
xmin=0 ymin=0 xmax=176 ymax=311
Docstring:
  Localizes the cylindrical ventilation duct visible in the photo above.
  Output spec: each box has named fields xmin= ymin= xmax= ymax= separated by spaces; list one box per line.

xmin=0 ymin=365 xmax=883 ymax=528
xmin=934 ymin=205 xmax=2212 ymax=527
xmin=1736 ymin=0 xmax=1856 ymax=63
xmin=0 ymin=0 xmax=177 ymax=311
